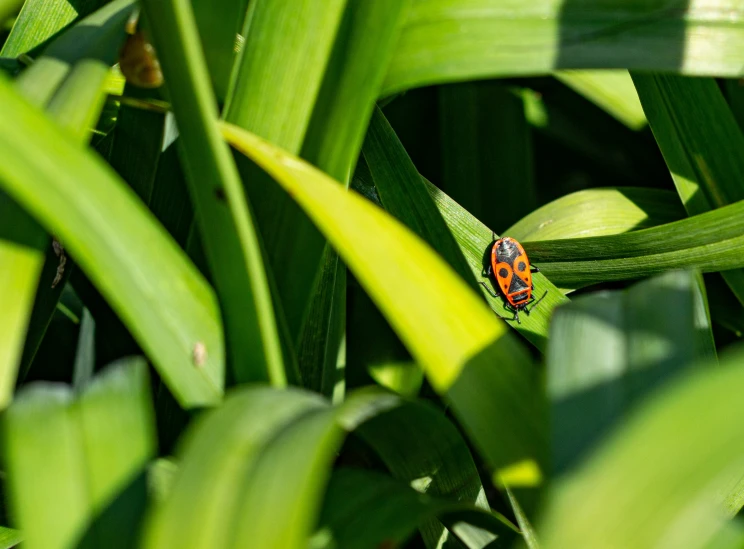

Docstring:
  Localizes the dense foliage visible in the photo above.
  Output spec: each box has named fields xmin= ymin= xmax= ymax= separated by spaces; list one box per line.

xmin=2 ymin=0 xmax=744 ymax=548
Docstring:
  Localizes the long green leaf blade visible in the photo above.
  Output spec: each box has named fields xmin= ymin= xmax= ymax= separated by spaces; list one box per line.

xmin=14 ymin=0 xmax=135 ymax=106
xmin=554 ymin=70 xmax=646 ymax=130
xmin=0 ymin=75 xmax=224 ymax=406
xmin=506 ymin=187 xmax=685 ymax=242
xmin=384 ymin=1 xmax=744 ymax=95
xmin=632 ymin=73 xmax=744 ymax=307
xmin=1 ymin=0 xmax=107 ymax=56
xmin=140 ymin=0 xmax=285 ymax=385
xmin=142 ymin=387 xmax=328 ymax=549
xmin=0 ymin=200 xmax=45 ymax=408
xmin=523 ymin=199 xmax=744 ymax=289
xmin=4 ymin=358 xmax=156 ymax=549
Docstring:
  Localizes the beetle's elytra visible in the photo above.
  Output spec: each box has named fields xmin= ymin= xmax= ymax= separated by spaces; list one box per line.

xmin=480 ymin=235 xmax=547 ymax=324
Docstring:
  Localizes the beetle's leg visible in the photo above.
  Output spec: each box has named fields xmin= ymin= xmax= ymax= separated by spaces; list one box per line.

xmin=513 ymin=310 xmax=521 ymax=324
xmin=527 ymin=290 xmax=548 ymax=313
xmin=482 ymin=264 xmax=493 ymax=278
xmin=479 ymin=281 xmax=499 ymax=298
xmin=531 ymin=265 xmax=540 ymax=273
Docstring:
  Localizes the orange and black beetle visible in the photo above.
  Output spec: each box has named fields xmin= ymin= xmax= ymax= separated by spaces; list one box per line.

xmin=480 ymin=235 xmax=547 ymax=324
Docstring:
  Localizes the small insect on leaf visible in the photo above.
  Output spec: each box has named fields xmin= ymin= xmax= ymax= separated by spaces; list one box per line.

xmin=480 ymin=236 xmax=547 ymax=324
xmin=119 ymin=30 xmax=164 ymax=89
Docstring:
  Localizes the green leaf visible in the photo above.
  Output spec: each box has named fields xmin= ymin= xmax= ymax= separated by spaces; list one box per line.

xmin=354 ymin=390 xmax=495 ymax=548
xmin=523 ymin=199 xmax=744 ymax=290
xmin=547 ymin=270 xmax=716 ymax=475
xmin=223 ymin=122 xmax=547 ymax=490
xmin=438 ymin=81 xmax=535 ymax=231
xmin=297 ymin=0 xmax=412 ymax=399
xmin=296 ymin=244 xmax=346 ymax=396
xmin=14 ymin=0 xmax=135 ymax=107
xmin=313 ymin=468 xmax=519 ymax=549
xmin=1 ymin=0 xmax=108 ymax=57
xmin=506 ymin=187 xmax=685 ymax=242
xmin=4 ymin=358 xmax=156 ymax=549
xmin=383 ymin=1 xmax=744 ymax=95
xmin=140 ymin=0 xmax=285 ymax=385
xmin=191 ymin=0 xmax=247 ymax=102
xmin=0 ymin=197 xmax=45 ymax=409
xmin=0 ymin=74 xmax=224 ymax=407
xmin=363 ymin=106 xmax=476 ymax=290
xmin=302 ymin=0 xmax=413 ymax=182
xmin=72 ymin=308 xmax=95 ymax=390
xmin=539 ymin=347 xmax=744 ymax=549
xmin=0 ymin=527 xmax=21 ymax=549
xmin=554 ymin=70 xmax=646 ymax=130
xmin=224 ymin=0 xmax=347 ymax=357
xmin=224 ymin=0 xmax=347 ymax=153
xmin=141 ymin=387 xmax=332 ymax=549
xmin=632 ymin=73 xmax=744 ymax=308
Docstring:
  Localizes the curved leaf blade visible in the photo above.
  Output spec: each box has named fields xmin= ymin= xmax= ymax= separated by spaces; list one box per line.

xmin=0 ymin=75 xmax=224 ymax=407
xmin=314 ymin=468 xmax=519 ymax=549
xmin=506 ymin=187 xmax=685 ymax=242
xmin=142 ymin=387 xmax=328 ymax=549
xmin=141 ymin=0 xmax=285 ymax=386
xmin=524 ymin=199 xmax=744 ymax=289
xmin=3 ymin=358 xmax=156 ymax=549
xmin=384 ymin=1 xmax=744 ymax=95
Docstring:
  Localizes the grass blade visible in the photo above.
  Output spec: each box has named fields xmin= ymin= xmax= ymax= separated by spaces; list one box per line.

xmin=297 ymin=0 xmax=412 ymax=397
xmin=522 ymin=199 xmax=744 ymax=289
xmin=363 ymin=106 xmax=476 ymax=290
xmin=1 ymin=0 xmax=107 ymax=56
xmin=0 ymin=198 xmax=45 ymax=408
xmin=384 ymin=1 xmax=744 ymax=95
xmin=506 ymin=187 xmax=685 ymax=242
xmin=224 ymin=0 xmax=347 ymax=152
xmin=140 ymin=0 xmax=285 ymax=385
xmin=554 ymin=70 xmax=646 ymax=130
xmin=302 ymin=0 xmax=413 ymax=181
xmin=14 ymin=0 xmax=135 ymax=106
xmin=632 ymin=73 xmax=744 ymax=308
xmin=4 ymin=358 xmax=156 ymax=549
xmin=0 ymin=75 xmax=224 ymax=406
xmin=191 ymin=0 xmax=248 ymax=102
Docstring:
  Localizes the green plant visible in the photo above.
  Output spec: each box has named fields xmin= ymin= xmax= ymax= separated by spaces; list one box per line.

xmin=2 ymin=1 xmax=744 ymax=548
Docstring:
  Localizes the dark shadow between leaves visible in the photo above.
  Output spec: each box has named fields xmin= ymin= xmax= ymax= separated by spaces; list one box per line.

xmin=72 ymin=467 xmax=149 ymax=549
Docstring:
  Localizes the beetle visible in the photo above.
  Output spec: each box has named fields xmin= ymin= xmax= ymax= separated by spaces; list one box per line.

xmin=480 ymin=234 xmax=547 ymax=324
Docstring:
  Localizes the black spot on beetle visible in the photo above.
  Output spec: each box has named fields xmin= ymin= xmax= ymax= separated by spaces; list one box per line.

xmin=498 ymin=268 xmax=509 ymax=278
xmin=517 ymin=261 xmax=526 ymax=272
